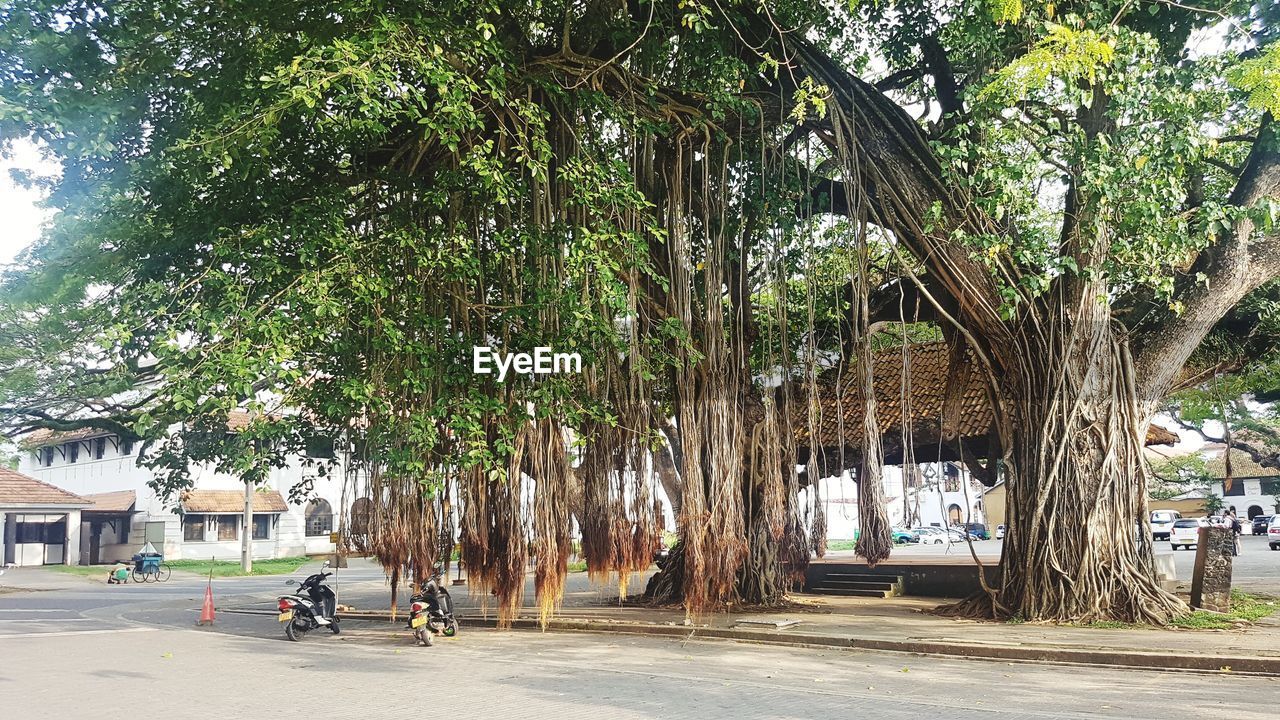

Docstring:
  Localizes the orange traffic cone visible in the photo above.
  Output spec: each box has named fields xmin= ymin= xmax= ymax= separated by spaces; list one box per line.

xmin=197 ymin=584 xmax=215 ymax=626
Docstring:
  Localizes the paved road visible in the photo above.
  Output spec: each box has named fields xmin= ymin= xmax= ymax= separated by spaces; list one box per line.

xmin=1 ymin=617 xmax=1276 ymax=720
xmin=1161 ymin=534 xmax=1276 ymax=593
xmin=3 ymin=561 xmax=1280 ymax=718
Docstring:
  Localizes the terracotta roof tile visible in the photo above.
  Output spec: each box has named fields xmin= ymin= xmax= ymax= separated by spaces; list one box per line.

xmin=1204 ymin=452 xmax=1279 ymax=479
xmin=786 ymin=341 xmax=1176 ymax=450
xmin=83 ymin=490 xmax=137 ymax=513
xmin=22 ymin=409 xmax=270 ymax=449
xmin=180 ymin=489 xmax=288 ymax=513
xmin=20 ymin=427 xmax=105 ymax=449
xmin=0 ymin=468 xmax=90 ymax=506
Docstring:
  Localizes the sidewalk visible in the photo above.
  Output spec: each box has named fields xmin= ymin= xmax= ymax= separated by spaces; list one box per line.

xmin=305 ymin=583 xmax=1280 ymax=675
xmin=0 ymin=566 xmax=99 ymax=593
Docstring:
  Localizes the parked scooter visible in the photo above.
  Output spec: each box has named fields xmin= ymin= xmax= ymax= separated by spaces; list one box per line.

xmin=408 ymin=566 xmax=458 ymax=646
xmin=277 ymin=560 xmax=340 ymax=641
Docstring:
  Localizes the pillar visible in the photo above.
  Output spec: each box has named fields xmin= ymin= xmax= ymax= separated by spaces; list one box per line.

xmin=2 ymin=512 xmax=15 ymax=566
xmin=63 ymin=510 xmax=82 ymax=566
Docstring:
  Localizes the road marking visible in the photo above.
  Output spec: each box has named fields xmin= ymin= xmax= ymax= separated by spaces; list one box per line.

xmin=0 ymin=627 xmax=158 ymax=639
xmin=0 ymin=608 xmax=66 ymax=612
xmin=0 ymin=618 xmax=95 ymax=623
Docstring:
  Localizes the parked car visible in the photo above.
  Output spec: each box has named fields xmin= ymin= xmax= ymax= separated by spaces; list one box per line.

xmin=963 ymin=523 xmax=990 ymax=540
xmin=1252 ymin=515 xmax=1273 ymax=535
xmin=1169 ymin=517 xmax=1209 ymax=550
xmin=995 ymin=524 xmax=1006 ymax=540
xmin=914 ymin=527 xmax=948 ymax=545
xmin=891 ymin=527 xmax=917 ymax=544
xmin=1150 ymin=510 xmax=1181 ymax=540
xmin=1270 ymin=516 xmax=1280 ymax=551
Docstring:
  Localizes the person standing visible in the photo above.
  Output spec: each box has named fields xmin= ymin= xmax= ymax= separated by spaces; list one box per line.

xmin=1228 ymin=511 xmax=1242 ymax=556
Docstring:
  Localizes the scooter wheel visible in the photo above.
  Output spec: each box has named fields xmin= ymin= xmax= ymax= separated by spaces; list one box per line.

xmin=415 ymin=629 xmax=433 ymax=647
xmin=285 ymin=619 xmax=307 ymax=642
xmin=443 ymin=621 xmax=457 ymax=637
xmin=329 ymin=618 xmax=341 ymax=635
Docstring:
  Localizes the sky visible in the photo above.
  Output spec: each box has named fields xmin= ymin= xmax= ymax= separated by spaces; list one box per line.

xmin=0 ymin=137 xmax=58 ymax=267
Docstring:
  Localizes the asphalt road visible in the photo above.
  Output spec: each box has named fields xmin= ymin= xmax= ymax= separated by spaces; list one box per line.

xmin=3 ymin=557 xmax=1280 ymax=718
xmin=1161 ymin=534 xmax=1276 ymax=593
xmin=2 ymin=613 xmax=1276 ymax=719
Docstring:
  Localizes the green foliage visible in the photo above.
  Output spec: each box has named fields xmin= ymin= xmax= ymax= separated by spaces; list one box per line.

xmin=987 ymin=0 xmax=1025 ymax=25
xmin=1229 ymin=43 xmax=1280 ymax=116
xmin=1148 ymin=454 xmax=1211 ymax=501
xmin=978 ymin=23 xmax=1115 ymax=104
xmin=0 ymin=0 xmax=1277 ymax=513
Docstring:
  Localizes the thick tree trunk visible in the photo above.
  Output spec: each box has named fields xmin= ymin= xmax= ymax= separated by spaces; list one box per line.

xmin=946 ymin=314 xmax=1187 ymax=623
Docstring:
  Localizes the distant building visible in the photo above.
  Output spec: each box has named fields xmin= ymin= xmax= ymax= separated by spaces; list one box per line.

xmin=15 ymin=412 xmax=350 ymax=565
xmin=819 ymin=461 xmax=988 ymax=537
xmin=1203 ymin=451 xmax=1279 ymax=522
xmin=1 ymin=467 xmax=91 ymax=566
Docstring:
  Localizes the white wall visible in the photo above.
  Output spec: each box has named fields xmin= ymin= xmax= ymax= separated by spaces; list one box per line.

xmin=814 ymin=464 xmax=988 ymax=538
xmin=1210 ymin=479 xmax=1277 ymax=532
xmin=19 ymin=433 xmax=348 ymax=562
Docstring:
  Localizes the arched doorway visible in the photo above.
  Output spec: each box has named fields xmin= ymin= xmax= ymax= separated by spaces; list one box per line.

xmin=947 ymin=503 xmax=963 ymax=525
xmin=349 ymin=497 xmax=372 ymax=535
xmin=1248 ymin=505 xmax=1264 ymax=520
xmin=305 ymin=499 xmax=334 ymax=537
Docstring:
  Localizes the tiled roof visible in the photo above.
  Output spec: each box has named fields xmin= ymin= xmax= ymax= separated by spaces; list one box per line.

xmin=83 ymin=490 xmax=137 ymax=513
xmin=785 ymin=341 xmax=1177 ymax=450
xmin=0 ymin=467 xmax=90 ymax=506
xmin=180 ymin=488 xmax=288 ymax=513
xmin=20 ymin=427 xmax=106 ymax=449
xmin=22 ymin=409 xmax=267 ymax=449
xmin=1205 ymin=452 xmax=1280 ymax=479
xmin=225 ymin=409 xmax=255 ymax=431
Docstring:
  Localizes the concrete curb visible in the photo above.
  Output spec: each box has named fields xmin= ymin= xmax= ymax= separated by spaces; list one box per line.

xmin=224 ymin=607 xmax=1280 ymax=676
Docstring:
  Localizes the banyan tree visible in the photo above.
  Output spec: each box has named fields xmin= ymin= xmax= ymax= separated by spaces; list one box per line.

xmin=2 ymin=0 xmax=1279 ymax=625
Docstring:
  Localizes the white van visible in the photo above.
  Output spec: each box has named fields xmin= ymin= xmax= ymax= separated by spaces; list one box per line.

xmin=1150 ymin=510 xmax=1181 ymax=540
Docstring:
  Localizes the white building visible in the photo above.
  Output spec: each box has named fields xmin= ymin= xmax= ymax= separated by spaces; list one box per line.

xmin=1 ymin=467 xmax=90 ymax=566
xmin=15 ymin=413 xmax=349 ymax=565
xmin=1187 ymin=445 xmax=1269 ymax=525
xmin=816 ymin=461 xmax=988 ymax=538
xmin=1203 ymin=452 xmax=1279 ymax=523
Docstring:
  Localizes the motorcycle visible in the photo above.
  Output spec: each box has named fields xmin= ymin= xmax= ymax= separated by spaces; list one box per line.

xmin=278 ymin=560 xmax=341 ymax=641
xmin=408 ymin=566 xmax=458 ymax=647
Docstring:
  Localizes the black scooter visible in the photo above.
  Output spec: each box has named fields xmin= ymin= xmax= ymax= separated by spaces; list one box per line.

xmin=408 ymin=566 xmax=457 ymax=646
xmin=278 ymin=560 xmax=340 ymax=641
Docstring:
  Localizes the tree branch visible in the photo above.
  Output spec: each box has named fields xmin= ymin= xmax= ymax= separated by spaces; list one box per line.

xmin=1132 ymin=118 xmax=1280 ymax=410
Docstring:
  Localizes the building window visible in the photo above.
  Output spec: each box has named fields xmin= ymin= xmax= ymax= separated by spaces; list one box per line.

xmin=41 ymin=447 xmax=54 ymax=466
xmin=120 ymin=439 xmax=135 ymax=456
xmin=68 ymin=443 xmax=79 ymax=463
xmin=253 ymin=515 xmax=272 ymax=540
xmin=216 ymin=516 xmax=239 ymax=541
xmin=16 ymin=518 xmax=65 ymax=544
xmin=183 ymin=515 xmax=206 ymax=542
xmin=94 ymin=437 xmax=107 ymax=459
xmin=305 ymin=435 xmax=335 ymax=459
xmin=350 ymin=498 xmax=372 ymax=536
xmin=943 ymin=463 xmax=961 ymax=493
xmin=305 ymin=499 xmax=333 ymax=537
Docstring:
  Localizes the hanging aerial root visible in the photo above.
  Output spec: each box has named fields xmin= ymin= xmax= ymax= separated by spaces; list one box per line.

xmin=530 ymin=418 xmax=572 ymax=628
